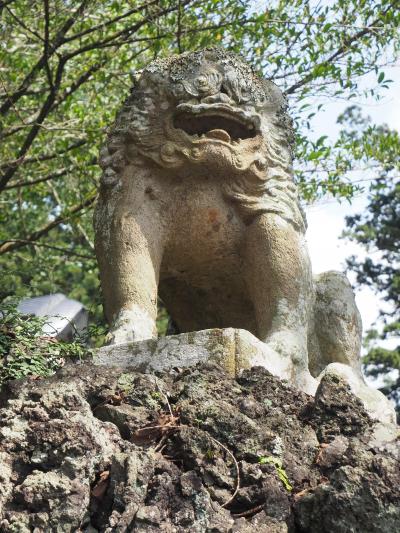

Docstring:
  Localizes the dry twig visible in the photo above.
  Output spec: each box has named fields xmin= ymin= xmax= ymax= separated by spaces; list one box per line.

xmin=231 ymin=503 xmax=265 ymax=518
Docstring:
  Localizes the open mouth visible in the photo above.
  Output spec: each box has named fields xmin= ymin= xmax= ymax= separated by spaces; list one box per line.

xmin=173 ymin=110 xmax=257 ymax=143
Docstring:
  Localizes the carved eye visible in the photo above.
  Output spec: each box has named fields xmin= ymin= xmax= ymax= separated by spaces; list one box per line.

xmin=239 ymin=85 xmax=252 ymax=104
xmin=173 ymin=82 xmax=186 ymax=98
xmin=173 ymin=81 xmax=198 ymax=100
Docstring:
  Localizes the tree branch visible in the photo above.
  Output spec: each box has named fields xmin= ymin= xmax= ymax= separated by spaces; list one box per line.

xmin=61 ymin=0 xmax=159 ymax=44
xmin=0 ymin=57 xmax=67 ymax=191
xmin=62 ymin=0 xmax=194 ymax=60
xmin=0 ymin=193 xmax=97 ymax=255
xmin=46 ymin=180 xmax=95 ymax=251
xmin=0 ymin=0 xmax=90 ymax=116
xmin=43 ymin=0 xmax=54 ymax=89
xmin=0 ymin=239 xmax=94 ymax=259
xmin=177 ymin=0 xmax=183 ymax=53
xmin=4 ymin=5 xmax=45 ymax=42
xmin=4 ymin=168 xmax=68 ymax=190
xmin=0 ymin=1 xmax=18 ymax=16
xmin=54 ymin=59 xmax=108 ymax=107
xmin=285 ymin=4 xmax=395 ymax=95
xmin=0 ymin=0 xmax=17 ymax=6
xmin=0 ymin=139 xmax=86 ymax=170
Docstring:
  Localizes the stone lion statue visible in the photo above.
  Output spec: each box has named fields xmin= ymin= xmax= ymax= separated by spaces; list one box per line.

xmin=94 ymin=49 xmax=394 ymax=421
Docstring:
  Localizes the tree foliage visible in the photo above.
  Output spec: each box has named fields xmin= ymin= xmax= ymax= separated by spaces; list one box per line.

xmin=0 ymin=0 xmax=399 ymax=320
xmin=342 ymin=108 xmax=400 ymax=410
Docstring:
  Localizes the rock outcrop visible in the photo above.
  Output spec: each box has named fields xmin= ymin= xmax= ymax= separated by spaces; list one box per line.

xmin=0 ymin=336 xmax=398 ymax=532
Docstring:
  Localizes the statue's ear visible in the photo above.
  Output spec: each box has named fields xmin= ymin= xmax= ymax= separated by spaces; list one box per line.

xmin=262 ymin=79 xmax=286 ymax=109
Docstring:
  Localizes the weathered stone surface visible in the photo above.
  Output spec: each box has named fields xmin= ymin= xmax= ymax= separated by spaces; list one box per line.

xmin=94 ymin=328 xmax=295 ymax=383
xmin=0 ymin=360 xmax=398 ymax=532
xmin=317 ymin=362 xmax=396 ymax=425
xmin=310 ymin=271 xmax=363 ymax=376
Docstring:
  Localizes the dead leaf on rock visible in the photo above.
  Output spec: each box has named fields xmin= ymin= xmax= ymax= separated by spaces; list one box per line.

xmin=158 ymin=413 xmax=179 ymax=428
xmin=132 ymin=413 xmax=179 ymax=445
xmin=294 ymin=487 xmax=312 ymax=501
xmin=106 ymin=391 xmax=126 ymax=406
xmin=91 ymin=470 xmax=110 ymax=500
xmin=92 ymin=391 xmax=127 ymax=413
xmin=39 ymin=336 xmax=59 ymax=343
xmin=315 ymin=442 xmax=329 ymax=464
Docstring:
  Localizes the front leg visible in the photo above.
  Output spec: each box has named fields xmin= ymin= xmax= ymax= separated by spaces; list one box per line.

xmin=244 ymin=213 xmax=316 ymax=393
xmin=95 ymin=198 xmax=165 ymax=344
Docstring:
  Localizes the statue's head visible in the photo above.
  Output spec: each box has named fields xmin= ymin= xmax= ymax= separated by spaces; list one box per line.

xmin=102 ymin=48 xmax=293 ymax=177
xmin=100 ymin=49 xmax=303 ymax=231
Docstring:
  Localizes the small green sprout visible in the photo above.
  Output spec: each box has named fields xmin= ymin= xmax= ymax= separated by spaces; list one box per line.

xmin=150 ymin=391 xmax=162 ymax=400
xmin=204 ymin=449 xmax=216 ymax=460
xmin=259 ymin=456 xmax=293 ymax=491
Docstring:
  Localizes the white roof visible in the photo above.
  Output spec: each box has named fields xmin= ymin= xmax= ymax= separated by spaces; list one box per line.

xmin=18 ymin=293 xmax=87 ymax=338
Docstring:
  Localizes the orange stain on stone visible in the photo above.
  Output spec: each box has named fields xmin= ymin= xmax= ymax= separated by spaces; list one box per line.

xmin=208 ymin=209 xmax=219 ymax=223
xmin=208 ymin=209 xmax=221 ymax=232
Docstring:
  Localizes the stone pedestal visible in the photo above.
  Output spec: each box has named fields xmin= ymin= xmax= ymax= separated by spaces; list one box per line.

xmin=94 ymin=328 xmax=291 ymax=380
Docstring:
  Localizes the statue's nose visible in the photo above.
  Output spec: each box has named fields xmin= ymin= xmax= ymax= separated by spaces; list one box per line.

xmin=196 ymin=73 xmax=221 ymax=96
xmin=194 ymin=69 xmax=235 ymax=104
xmin=195 ymin=68 xmax=223 ymax=96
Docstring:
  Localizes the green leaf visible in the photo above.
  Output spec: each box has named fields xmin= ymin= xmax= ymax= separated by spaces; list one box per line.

xmin=259 ymin=456 xmax=293 ymax=491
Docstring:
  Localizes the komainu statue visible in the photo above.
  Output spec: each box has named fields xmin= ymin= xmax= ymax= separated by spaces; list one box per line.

xmin=94 ymin=48 xmax=394 ymax=420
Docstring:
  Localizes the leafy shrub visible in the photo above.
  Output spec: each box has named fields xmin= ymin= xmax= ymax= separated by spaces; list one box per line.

xmin=0 ymin=301 xmax=100 ymax=385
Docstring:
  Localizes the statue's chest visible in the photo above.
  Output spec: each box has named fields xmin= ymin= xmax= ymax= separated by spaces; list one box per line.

xmin=162 ymin=181 xmax=245 ymax=273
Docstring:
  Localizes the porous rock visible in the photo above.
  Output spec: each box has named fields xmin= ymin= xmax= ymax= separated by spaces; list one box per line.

xmin=0 ymin=357 xmax=398 ymax=533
